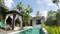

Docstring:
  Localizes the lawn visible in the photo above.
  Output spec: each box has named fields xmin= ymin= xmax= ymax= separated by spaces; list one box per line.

xmin=42 ymin=24 xmax=60 ymax=34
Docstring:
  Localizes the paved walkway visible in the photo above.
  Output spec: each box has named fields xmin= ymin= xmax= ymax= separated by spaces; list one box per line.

xmin=0 ymin=29 xmax=16 ymax=34
xmin=0 ymin=26 xmax=48 ymax=34
xmin=0 ymin=26 xmax=32 ymax=34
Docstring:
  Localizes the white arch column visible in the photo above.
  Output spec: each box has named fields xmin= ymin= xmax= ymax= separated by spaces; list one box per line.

xmin=14 ymin=14 xmax=19 ymax=27
xmin=4 ymin=14 xmax=13 ymax=30
xmin=14 ymin=14 xmax=23 ymax=30
xmin=5 ymin=15 xmax=8 ymax=30
xmin=19 ymin=16 xmax=23 ymax=29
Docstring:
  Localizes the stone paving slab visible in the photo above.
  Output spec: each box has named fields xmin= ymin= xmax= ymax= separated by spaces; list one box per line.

xmin=0 ymin=26 xmax=32 ymax=34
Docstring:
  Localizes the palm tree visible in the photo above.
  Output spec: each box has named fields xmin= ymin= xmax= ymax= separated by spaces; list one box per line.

xmin=15 ymin=2 xmax=33 ymax=26
xmin=46 ymin=10 xmax=57 ymax=25
xmin=52 ymin=0 xmax=60 ymax=8
xmin=36 ymin=11 xmax=40 ymax=16
xmin=0 ymin=0 xmax=9 ymax=12
xmin=0 ymin=0 xmax=9 ymax=21
xmin=25 ymin=4 xmax=33 ymax=14
xmin=52 ymin=0 xmax=60 ymax=26
xmin=0 ymin=0 xmax=4 ymax=6
xmin=17 ymin=2 xmax=23 ymax=11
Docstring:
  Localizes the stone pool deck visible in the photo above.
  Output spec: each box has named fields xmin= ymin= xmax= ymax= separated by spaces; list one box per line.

xmin=0 ymin=25 xmax=48 ymax=34
xmin=0 ymin=26 xmax=32 ymax=34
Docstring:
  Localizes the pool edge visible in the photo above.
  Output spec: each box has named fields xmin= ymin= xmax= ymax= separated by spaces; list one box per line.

xmin=8 ymin=27 xmax=32 ymax=34
xmin=42 ymin=28 xmax=48 ymax=34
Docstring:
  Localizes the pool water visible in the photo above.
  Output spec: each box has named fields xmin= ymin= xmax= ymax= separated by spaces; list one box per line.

xmin=16 ymin=28 xmax=45 ymax=34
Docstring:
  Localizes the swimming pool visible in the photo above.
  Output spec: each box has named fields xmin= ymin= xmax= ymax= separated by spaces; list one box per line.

xmin=15 ymin=28 xmax=45 ymax=34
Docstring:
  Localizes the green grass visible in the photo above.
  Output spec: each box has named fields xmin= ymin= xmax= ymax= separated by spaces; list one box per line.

xmin=42 ymin=24 xmax=60 ymax=34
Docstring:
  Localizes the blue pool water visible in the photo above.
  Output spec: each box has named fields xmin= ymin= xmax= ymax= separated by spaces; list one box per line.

xmin=15 ymin=28 xmax=45 ymax=34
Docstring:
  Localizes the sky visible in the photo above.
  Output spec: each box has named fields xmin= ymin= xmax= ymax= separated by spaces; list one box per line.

xmin=4 ymin=0 xmax=60 ymax=18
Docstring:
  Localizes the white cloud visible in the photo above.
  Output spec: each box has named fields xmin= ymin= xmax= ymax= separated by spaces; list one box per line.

xmin=30 ymin=10 xmax=48 ymax=18
xmin=45 ymin=0 xmax=50 ymax=2
xmin=48 ymin=3 xmax=54 ymax=6
xmin=45 ymin=0 xmax=55 ymax=6
xmin=40 ymin=10 xmax=48 ymax=18
xmin=36 ymin=0 xmax=41 ymax=4
xmin=4 ymin=0 xmax=13 ymax=8
xmin=35 ymin=9 xmax=48 ymax=18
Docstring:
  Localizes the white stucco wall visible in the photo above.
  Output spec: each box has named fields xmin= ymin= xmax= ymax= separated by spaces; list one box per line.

xmin=6 ymin=14 xmax=13 ymax=20
xmin=33 ymin=19 xmax=37 ymax=25
xmin=32 ymin=19 xmax=42 ymax=28
xmin=14 ymin=14 xmax=22 ymax=29
xmin=5 ymin=13 xmax=23 ymax=30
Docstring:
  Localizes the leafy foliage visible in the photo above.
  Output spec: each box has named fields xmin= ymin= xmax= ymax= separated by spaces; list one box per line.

xmin=36 ymin=11 xmax=40 ymax=16
xmin=52 ymin=0 xmax=60 ymax=8
xmin=25 ymin=4 xmax=33 ymax=14
xmin=17 ymin=2 xmax=23 ymax=11
xmin=42 ymin=24 xmax=59 ymax=34
xmin=48 ymin=10 xmax=57 ymax=21
xmin=45 ymin=10 xmax=57 ymax=25
xmin=0 ymin=0 xmax=9 ymax=21
xmin=14 ymin=2 xmax=33 ymax=26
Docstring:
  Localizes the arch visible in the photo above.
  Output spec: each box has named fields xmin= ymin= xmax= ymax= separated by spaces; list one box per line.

xmin=6 ymin=14 xmax=13 ymax=20
xmin=15 ymin=18 xmax=20 ymax=27
xmin=36 ymin=19 xmax=41 ymax=24
xmin=14 ymin=15 xmax=22 ymax=29
xmin=6 ymin=16 xmax=12 ymax=25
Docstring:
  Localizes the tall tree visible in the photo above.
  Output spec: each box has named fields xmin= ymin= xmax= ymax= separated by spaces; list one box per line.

xmin=45 ymin=10 xmax=57 ymax=25
xmin=0 ymin=0 xmax=9 ymax=12
xmin=48 ymin=10 xmax=57 ymax=21
xmin=25 ymin=4 xmax=33 ymax=14
xmin=14 ymin=2 xmax=33 ymax=26
xmin=17 ymin=2 xmax=23 ymax=11
xmin=0 ymin=0 xmax=9 ymax=21
xmin=0 ymin=0 xmax=4 ymax=6
xmin=36 ymin=11 xmax=40 ymax=16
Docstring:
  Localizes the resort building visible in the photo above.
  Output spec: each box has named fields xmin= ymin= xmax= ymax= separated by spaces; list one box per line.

xmin=4 ymin=10 xmax=23 ymax=30
xmin=29 ymin=16 xmax=45 ymax=27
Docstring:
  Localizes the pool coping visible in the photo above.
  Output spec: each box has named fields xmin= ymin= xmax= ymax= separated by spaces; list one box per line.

xmin=8 ymin=27 xmax=32 ymax=34
xmin=42 ymin=28 xmax=48 ymax=34
xmin=8 ymin=27 xmax=48 ymax=34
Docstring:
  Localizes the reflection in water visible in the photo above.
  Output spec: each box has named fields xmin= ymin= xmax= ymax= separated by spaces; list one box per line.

xmin=28 ymin=28 xmax=32 ymax=33
xmin=19 ymin=29 xmax=32 ymax=34
xmin=16 ymin=28 xmax=45 ymax=34
xmin=20 ymin=31 xmax=28 ymax=34
xmin=39 ymin=28 xmax=45 ymax=34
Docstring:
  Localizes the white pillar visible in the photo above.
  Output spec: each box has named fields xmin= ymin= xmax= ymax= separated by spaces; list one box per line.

xmin=5 ymin=15 xmax=8 ymax=30
xmin=5 ymin=18 xmax=6 ymax=30
xmin=20 ymin=17 xmax=23 ymax=29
